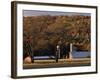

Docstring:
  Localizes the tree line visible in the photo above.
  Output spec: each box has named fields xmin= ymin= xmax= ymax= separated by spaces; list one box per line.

xmin=23 ymin=15 xmax=91 ymax=56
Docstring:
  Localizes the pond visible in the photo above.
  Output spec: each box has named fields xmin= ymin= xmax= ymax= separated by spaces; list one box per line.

xmin=72 ymin=51 xmax=90 ymax=58
xmin=33 ymin=51 xmax=90 ymax=59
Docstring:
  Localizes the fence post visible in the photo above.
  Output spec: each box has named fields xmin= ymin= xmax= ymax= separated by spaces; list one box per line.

xmin=69 ymin=43 xmax=73 ymax=60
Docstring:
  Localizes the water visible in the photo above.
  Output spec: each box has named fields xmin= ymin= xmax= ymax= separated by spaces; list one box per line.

xmin=33 ymin=51 xmax=90 ymax=59
xmin=33 ymin=56 xmax=55 ymax=59
xmin=72 ymin=51 xmax=90 ymax=58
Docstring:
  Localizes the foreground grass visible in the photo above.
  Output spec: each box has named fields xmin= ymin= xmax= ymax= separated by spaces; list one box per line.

xmin=23 ymin=58 xmax=91 ymax=69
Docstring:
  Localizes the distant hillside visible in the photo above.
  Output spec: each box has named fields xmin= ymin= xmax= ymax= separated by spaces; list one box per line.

xmin=23 ymin=15 xmax=91 ymax=54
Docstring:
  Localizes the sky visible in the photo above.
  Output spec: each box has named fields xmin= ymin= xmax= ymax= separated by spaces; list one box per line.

xmin=23 ymin=10 xmax=91 ymax=17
